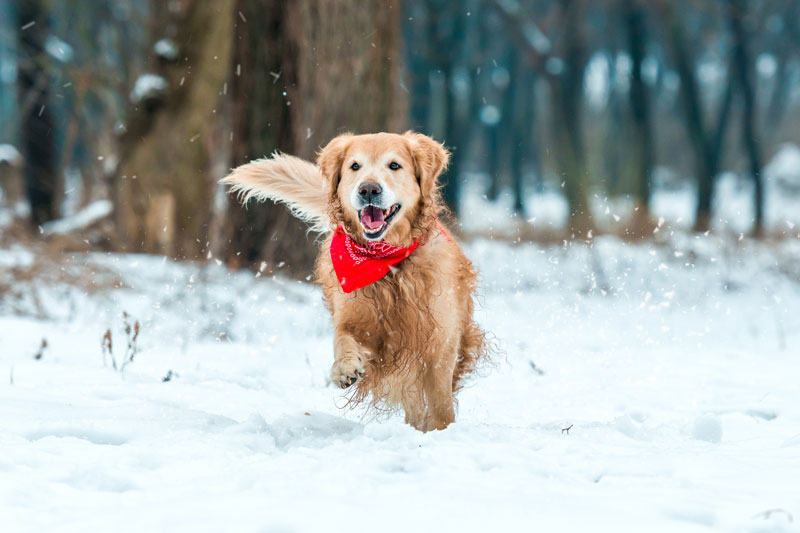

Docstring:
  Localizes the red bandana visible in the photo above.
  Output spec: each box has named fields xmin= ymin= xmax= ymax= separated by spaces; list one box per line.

xmin=330 ymin=226 xmax=420 ymax=293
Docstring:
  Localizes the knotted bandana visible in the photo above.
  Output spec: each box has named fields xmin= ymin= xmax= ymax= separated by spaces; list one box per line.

xmin=330 ymin=226 xmax=420 ymax=293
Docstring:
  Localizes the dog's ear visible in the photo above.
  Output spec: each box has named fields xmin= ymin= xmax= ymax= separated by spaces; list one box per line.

xmin=404 ymin=132 xmax=450 ymax=197
xmin=317 ymin=133 xmax=353 ymax=197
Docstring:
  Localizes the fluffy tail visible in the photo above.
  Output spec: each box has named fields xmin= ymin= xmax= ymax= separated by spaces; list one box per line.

xmin=220 ymin=153 xmax=329 ymax=232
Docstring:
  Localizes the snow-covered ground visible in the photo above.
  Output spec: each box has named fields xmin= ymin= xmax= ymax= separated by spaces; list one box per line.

xmin=2 ymin=233 xmax=800 ymax=532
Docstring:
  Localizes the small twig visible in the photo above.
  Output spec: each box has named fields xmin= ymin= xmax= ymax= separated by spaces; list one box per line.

xmin=562 ymin=424 xmax=573 ymax=435
xmin=120 ymin=312 xmax=141 ymax=372
xmin=101 ymin=329 xmax=115 ymax=369
xmin=752 ymin=508 xmax=793 ymax=522
xmin=33 ymin=338 xmax=47 ymax=360
xmin=528 ymin=360 xmax=545 ymax=375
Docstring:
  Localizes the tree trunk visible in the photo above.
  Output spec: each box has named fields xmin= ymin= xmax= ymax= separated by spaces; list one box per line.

xmin=403 ymin=0 xmax=432 ymax=133
xmin=765 ymin=2 xmax=799 ymax=141
xmin=510 ymin=52 xmax=537 ymax=215
xmin=286 ymin=0 xmax=406 ymax=160
xmin=442 ymin=72 xmax=466 ymax=215
xmin=605 ymin=52 xmax=623 ymax=196
xmin=17 ymin=0 xmax=58 ymax=227
xmin=728 ymin=0 xmax=764 ymax=236
xmin=433 ymin=0 xmax=469 ymax=216
xmin=552 ymin=0 xmax=593 ymax=236
xmin=625 ymin=0 xmax=654 ymax=223
xmin=666 ymin=4 xmax=732 ymax=233
xmin=114 ymin=0 xmax=233 ymax=259
xmin=217 ymin=0 xmax=308 ymax=272
xmin=218 ymin=0 xmax=406 ymax=275
xmin=486 ymin=46 xmax=516 ymax=205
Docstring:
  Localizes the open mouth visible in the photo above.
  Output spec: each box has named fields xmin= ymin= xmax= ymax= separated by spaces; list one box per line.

xmin=359 ymin=204 xmax=400 ymax=239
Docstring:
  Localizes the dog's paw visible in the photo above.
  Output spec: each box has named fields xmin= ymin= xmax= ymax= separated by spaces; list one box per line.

xmin=331 ymin=354 xmax=365 ymax=389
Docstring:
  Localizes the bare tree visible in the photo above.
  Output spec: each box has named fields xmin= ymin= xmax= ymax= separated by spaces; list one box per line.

xmin=549 ymin=0 xmax=594 ymax=236
xmin=493 ymin=0 xmax=595 ymax=235
xmin=625 ymin=0 xmax=655 ymax=226
xmin=763 ymin=2 xmax=798 ymax=142
xmin=113 ymin=0 xmax=233 ymax=259
xmin=426 ymin=0 xmax=475 ymax=216
xmin=286 ymin=1 xmax=406 ymax=160
xmin=728 ymin=0 xmax=764 ymax=236
xmin=664 ymin=2 xmax=733 ymax=232
xmin=17 ymin=0 xmax=58 ymax=226
xmin=508 ymin=48 xmax=538 ymax=214
xmin=217 ymin=0 xmax=407 ymax=274
xmin=216 ymin=0 xmax=309 ymax=272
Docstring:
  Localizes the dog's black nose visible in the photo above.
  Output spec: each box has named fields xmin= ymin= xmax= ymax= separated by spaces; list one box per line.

xmin=358 ymin=182 xmax=382 ymax=201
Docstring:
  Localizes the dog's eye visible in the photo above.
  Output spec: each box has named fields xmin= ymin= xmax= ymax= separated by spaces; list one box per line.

xmin=351 ymin=162 xmax=360 ymax=171
xmin=389 ymin=162 xmax=401 ymax=171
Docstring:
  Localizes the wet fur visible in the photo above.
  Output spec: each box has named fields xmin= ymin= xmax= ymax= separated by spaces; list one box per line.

xmin=223 ymin=132 xmax=489 ymax=431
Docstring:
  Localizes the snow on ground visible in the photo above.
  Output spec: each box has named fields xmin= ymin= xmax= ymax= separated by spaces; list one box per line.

xmin=2 ymin=234 xmax=800 ymax=532
xmin=40 ymin=200 xmax=112 ymax=236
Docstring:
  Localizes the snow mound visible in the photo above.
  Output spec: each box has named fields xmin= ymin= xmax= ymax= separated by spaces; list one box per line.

xmin=154 ymin=38 xmax=179 ymax=61
xmin=692 ymin=415 xmax=723 ymax=443
xmin=765 ymin=143 xmax=800 ymax=192
xmin=130 ymin=74 xmax=168 ymax=104
xmin=0 ymin=144 xmax=22 ymax=166
xmin=40 ymin=199 xmax=112 ymax=235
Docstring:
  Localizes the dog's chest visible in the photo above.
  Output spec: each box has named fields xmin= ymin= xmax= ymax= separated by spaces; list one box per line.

xmin=341 ymin=253 xmax=439 ymax=323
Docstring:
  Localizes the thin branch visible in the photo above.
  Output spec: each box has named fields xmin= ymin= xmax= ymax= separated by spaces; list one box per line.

xmin=489 ymin=0 xmax=554 ymax=75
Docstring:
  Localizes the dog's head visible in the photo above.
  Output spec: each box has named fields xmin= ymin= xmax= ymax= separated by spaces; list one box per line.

xmin=319 ymin=132 xmax=449 ymax=246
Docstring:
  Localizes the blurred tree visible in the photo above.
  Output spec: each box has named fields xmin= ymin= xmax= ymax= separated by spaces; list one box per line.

xmin=728 ymin=0 xmax=764 ymax=236
xmin=624 ymin=0 xmax=654 ymax=226
xmin=404 ymin=0 xmax=477 ymax=216
xmin=54 ymin=0 xmax=136 ymax=212
xmin=665 ymin=2 xmax=733 ymax=233
xmin=494 ymin=0 xmax=595 ymax=235
xmin=287 ymin=1 xmax=406 ymax=160
xmin=604 ymin=52 xmax=623 ymax=197
xmin=764 ymin=1 xmax=798 ymax=142
xmin=218 ymin=0 xmax=406 ymax=274
xmin=430 ymin=0 xmax=472 ymax=216
xmin=216 ymin=0 xmax=306 ymax=272
xmin=508 ymin=48 xmax=538 ymax=214
xmin=404 ymin=0 xmax=433 ymax=133
xmin=0 ymin=0 xmax=19 ymax=144
xmin=113 ymin=0 xmax=233 ymax=259
xmin=550 ymin=0 xmax=594 ymax=236
xmin=17 ymin=0 xmax=58 ymax=226
xmin=6 ymin=0 xmax=798 ymax=246
xmin=485 ymin=45 xmax=514 ymax=204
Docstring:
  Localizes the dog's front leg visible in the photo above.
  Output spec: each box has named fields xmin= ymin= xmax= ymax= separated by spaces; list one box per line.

xmin=422 ymin=345 xmax=459 ymax=431
xmin=331 ymin=333 xmax=369 ymax=389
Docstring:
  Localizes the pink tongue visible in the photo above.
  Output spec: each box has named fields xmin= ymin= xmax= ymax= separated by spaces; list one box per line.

xmin=361 ymin=206 xmax=385 ymax=230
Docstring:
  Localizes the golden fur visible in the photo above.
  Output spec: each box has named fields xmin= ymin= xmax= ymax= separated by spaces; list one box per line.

xmin=222 ymin=132 xmax=488 ymax=431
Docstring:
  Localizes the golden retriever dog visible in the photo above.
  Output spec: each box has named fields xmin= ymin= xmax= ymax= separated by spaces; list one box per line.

xmin=222 ymin=132 xmax=488 ymax=431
